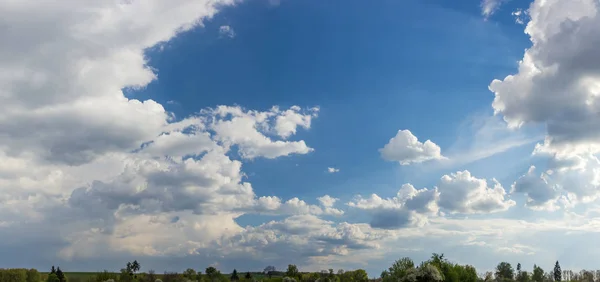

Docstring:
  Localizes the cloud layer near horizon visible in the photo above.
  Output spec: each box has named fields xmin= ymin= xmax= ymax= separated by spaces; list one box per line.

xmin=1 ymin=0 xmax=600 ymax=276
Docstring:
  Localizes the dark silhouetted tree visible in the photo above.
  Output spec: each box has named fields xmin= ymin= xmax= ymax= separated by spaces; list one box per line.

xmin=554 ymin=261 xmax=562 ymax=281
xmin=245 ymin=272 xmax=252 ymax=279
xmin=231 ymin=269 xmax=239 ymax=281
xmin=56 ymin=267 xmax=66 ymax=282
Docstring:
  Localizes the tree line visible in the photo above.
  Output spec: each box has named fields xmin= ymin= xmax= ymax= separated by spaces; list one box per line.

xmin=1 ymin=255 xmax=599 ymax=282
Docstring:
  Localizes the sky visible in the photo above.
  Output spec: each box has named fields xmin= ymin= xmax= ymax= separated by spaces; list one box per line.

xmin=1 ymin=0 xmax=600 ymax=278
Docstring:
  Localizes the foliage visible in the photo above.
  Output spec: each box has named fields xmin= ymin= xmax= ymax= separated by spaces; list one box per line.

xmin=47 ymin=273 xmax=60 ymax=282
xmin=231 ymin=269 xmax=240 ymax=281
xmin=553 ymin=261 xmax=562 ymax=282
xmin=531 ymin=264 xmax=544 ymax=282
xmin=285 ymin=265 xmax=299 ymax=279
xmin=401 ymin=264 xmax=443 ymax=282
xmin=495 ymin=262 xmax=515 ymax=281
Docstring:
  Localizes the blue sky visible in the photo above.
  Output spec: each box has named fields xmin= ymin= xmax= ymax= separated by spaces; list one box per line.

xmin=2 ymin=0 xmax=600 ymax=278
xmin=140 ymin=0 xmax=530 ymax=200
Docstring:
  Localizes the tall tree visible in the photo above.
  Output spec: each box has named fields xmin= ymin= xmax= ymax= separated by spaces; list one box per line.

xmin=205 ymin=266 xmax=222 ymax=282
xmin=531 ymin=265 xmax=544 ymax=282
xmin=553 ymin=261 xmax=562 ymax=281
xmin=495 ymin=262 xmax=514 ymax=281
xmin=131 ymin=260 xmax=140 ymax=274
xmin=286 ymin=264 xmax=299 ymax=278
xmin=51 ymin=266 xmax=56 ymax=275
xmin=55 ymin=267 xmax=66 ymax=282
xmin=231 ymin=269 xmax=239 ymax=281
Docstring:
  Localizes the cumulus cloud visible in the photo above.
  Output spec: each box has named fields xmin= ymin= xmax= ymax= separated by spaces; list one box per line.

xmin=379 ymin=130 xmax=446 ymax=165
xmin=203 ymin=105 xmax=316 ymax=159
xmin=437 ymin=171 xmax=515 ymax=214
xmin=219 ymin=25 xmax=236 ymax=38
xmin=348 ymin=184 xmax=440 ymax=229
xmin=327 ymin=167 xmax=340 ymax=173
xmin=490 ymin=0 xmax=600 ymax=207
xmin=0 ymin=0 xmax=337 ymax=267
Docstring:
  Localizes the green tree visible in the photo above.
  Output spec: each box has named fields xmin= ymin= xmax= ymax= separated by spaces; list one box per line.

xmin=384 ymin=257 xmax=415 ymax=281
xmin=531 ymin=265 xmax=544 ymax=282
xmin=352 ymin=269 xmax=368 ymax=282
xmin=131 ymin=260 xmax=140 ymax=278
xmin=517 ymin=270 xmax=531 ymax=282
xmin=401 ymin=264 xmax=443 ymax=282
xmin=205 ymin=266 xmax=221 ymax=282
xmin=26 ymin=269 xmax=41 ymax=282
xmin=286 ymin=264 xmax=299 ymax=278
xmin=245 ymin=272 xmax=252 ymax=279
xmin=56 ymin=267 xmax=66 ymax=282
xmin=495 ymin=262 xmax=514 ymax=281
xmin=47 ymin=273 xmax=60 ymax=282
xmin=231 ymin=269 xmax=239 ymax=281
xmin=183 ymin=268 xmax=196 ymax=280
xmin=553 ymin=261 xmax=562 ymax=281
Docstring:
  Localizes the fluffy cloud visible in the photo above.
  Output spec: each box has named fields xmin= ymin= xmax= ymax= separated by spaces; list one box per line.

xmin=348 ymin=184 xmax=440 ymax=229
xmin=510 ymin=166 xmax=561 ymax=211
xmin=204 ymin=105 xmax=316 ymax=159
xmin=437 ymin=171 xmax=515 ymax=214
xmin=379 ymin=130 xmax=446 ymax=165
xmin=0 ymin=0 xmax=336 ymax=267
xmin=489 ymin=0 xmax=600 ymax=207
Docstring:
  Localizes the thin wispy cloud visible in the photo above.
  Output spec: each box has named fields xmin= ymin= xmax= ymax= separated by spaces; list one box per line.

xmin=481 ymin=0 xmax=508 ymax=19
xmin=219 ymin=25 xmax=236 ymax=38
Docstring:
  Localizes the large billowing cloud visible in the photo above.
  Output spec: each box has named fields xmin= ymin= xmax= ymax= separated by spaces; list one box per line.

xmin=0 ymin=0 xmax=351 ymax=269
xmin=379 ymin=130 xmax=446 ymax=165
xmin=490 ymin=0 xmax=600 ymax=207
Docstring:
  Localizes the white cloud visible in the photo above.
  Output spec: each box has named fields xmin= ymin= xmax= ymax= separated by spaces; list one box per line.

xmin=437 ymin=170 xmax=516 ymax=214
xmin=327 ymin=167 xmax=340 ymax=173
xmin=490 ymin=0 xmax=600 ymax=208
xmin=0 ymin=0 xmax=333 ymax=268
xmin=379 ymin=130 xmax=446 ymax=165
xmin=203 ymin=105 xmax=317 ymax=159
xmin=219 ymin=25 xmax=236 ymax=38
xmin=512 ymin=9 xmax=528 ymax=25
xmin=481 ymin=0 xmax=506 ymax=19
xmin=4 ymin=0 xmax=600 ymax=275
xmin=348 ymin=184 xmax=440 ymax=229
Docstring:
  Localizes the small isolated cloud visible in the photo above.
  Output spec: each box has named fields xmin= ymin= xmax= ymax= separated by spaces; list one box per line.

xmin=219 ymin=25 xmax=235 ymax=38
xmin=379 ymin=130 xmax=446 ymax=165
xmin=512 ymin=9 xmax=528 ymax=25
xmin=327 ymin=167 xmax=340 ymax=173
xmin=481 ymin=0 xmax=506 ymax=19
